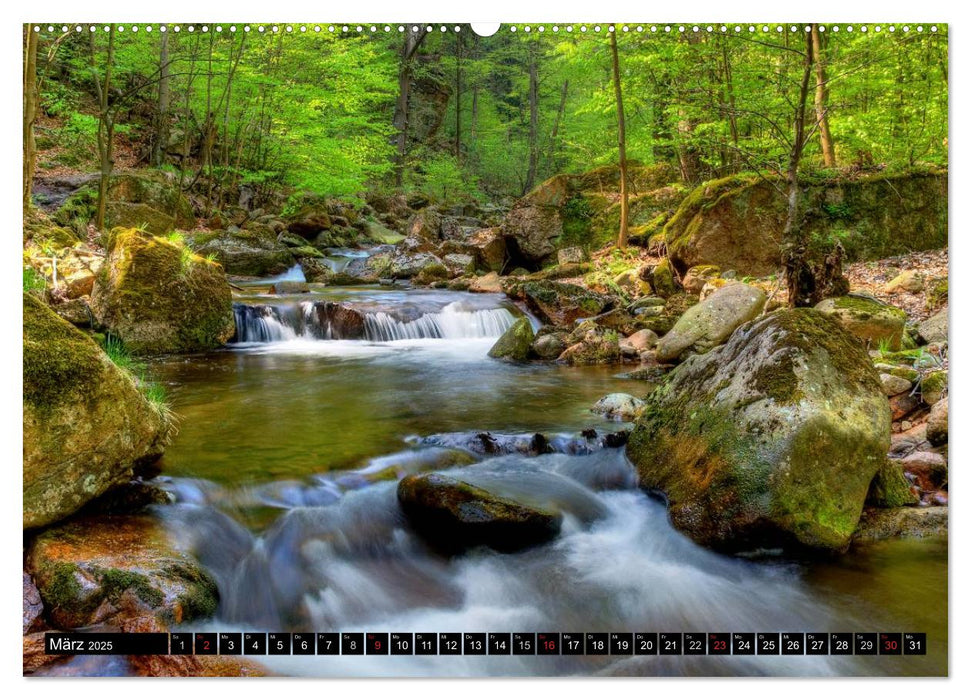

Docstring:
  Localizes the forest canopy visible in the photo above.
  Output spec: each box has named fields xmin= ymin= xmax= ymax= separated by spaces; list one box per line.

xmin=24 ymin=22 xmax=948 ymax=212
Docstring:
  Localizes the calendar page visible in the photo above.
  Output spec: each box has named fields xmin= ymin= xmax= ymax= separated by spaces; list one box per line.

xmin=21 ymin=19 xmax=948 ymax=679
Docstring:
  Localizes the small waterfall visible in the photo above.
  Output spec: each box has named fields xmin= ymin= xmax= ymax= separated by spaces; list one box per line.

xmin=265 ymin=264 xmax=306 ymax=284
xmin=232 ymin=300 xmax=517 ymax=344
xmin=232 ymin=304 xmax=300 ymax=342
xmin=363 ymin=303 xmax=516 ymax=341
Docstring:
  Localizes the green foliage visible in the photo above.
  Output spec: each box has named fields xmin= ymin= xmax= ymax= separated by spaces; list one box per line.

xmin=23 ymin=267 xmax=46 ymax=293
xmin=30 ymin=23 xmax=947 ymax=204
xmin=414 ymin=153 xmax=481 ymax=205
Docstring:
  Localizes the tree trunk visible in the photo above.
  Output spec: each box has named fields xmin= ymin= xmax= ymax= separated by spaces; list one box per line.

xmin=548 ymin=78 xmax=569 ymax=172
xmin=23 ymin=27 xmax=38 ymax=211
xmin=90 ymin=24 xmax=116 ymax=231
xmin=811 ymin=24 xmax=837 ymax=168
xmin=393 ymin=32 xmax=426 ymax=188
xmin=470 ymin=35 xmax=479 ymax=145
xmin=524 ymin=51 xmax=539 ymax=194
xmin=720 ymin=39 xmax=740 ymax=171
xmin=152 ymin=31 xmax=170 ymax=167
xmin=454 ymin=31 xmax=462 ymax=162
xmin=610 ymin=29 xmax=629 ymax=248
xmin=783 ymin=28 xmax=816 ymax=307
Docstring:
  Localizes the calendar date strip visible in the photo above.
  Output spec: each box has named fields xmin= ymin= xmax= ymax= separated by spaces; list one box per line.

xmin=44 ymin=631 xmax=927 ymax=656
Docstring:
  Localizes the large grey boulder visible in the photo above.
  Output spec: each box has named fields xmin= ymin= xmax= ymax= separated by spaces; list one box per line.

xmin=628 ymin=309 xmax=891 ymax=554
xmin=655 ymin=282 xmax=766 ymax=362
xmin=918 ymin=308 xmax=948 ymax=344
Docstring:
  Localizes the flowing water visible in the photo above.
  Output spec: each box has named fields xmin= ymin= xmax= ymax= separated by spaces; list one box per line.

xmin=142 ymin=284 xmax=946 ymax=677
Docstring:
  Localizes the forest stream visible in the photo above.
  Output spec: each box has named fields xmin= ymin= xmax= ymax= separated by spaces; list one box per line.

xmin=101 ymin=277 xmax=948 ymax=678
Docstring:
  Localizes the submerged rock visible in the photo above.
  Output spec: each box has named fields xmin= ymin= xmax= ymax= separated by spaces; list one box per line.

xmin=627 ymin=309 xmax=891 ymax=554
xmin=852 ymin=506 xmax=948 ymax=543
xmin=26 ymin=514 xmax=219 ymax=629
xmin=814 ymin=295 xmax=907 ymax=350
xmin=531 ymin=331 xmax=568 ymax=360
xmin=92 ymin=228 xmax=235 ymax=354
xmin=655 ymin=282 xmax=766 ymax=363
xmin=397 ymin=473 xmax=562 ymax=553
xmin=592 ymin=393 xmax=646 ymax=421
xmin=488 ymin=317 xmax=535 ymax=362
xmin=271 ymin=281 xmax=310 ymax=294
xmin=23 ymin=294 xmax=171 ymax=529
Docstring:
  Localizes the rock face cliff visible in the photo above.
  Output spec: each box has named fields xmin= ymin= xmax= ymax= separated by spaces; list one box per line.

xmin=664 ymin=169 xmax=947 ymax=276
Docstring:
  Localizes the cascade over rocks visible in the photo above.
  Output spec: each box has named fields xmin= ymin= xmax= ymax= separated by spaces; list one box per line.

xmin=23 ymin=294 xmax=172 ymax=529
xmin=627 ymin=309 xmax=891 ymax=554
xmin=91 ymin=229 xmax=235 ymax=354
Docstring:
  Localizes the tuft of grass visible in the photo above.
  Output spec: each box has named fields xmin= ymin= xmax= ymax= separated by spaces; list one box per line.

xmin=179 ymin=245 xmax=195 ymax=275
xmin=101 ymin=335 xmax=137 ymax=372
xmin=23 ymin=266 xmax=46 ymax=293
xmin=876 ymin=337 xmax=894 ymax=356
xmin=99 ymin=335 xmax=177 ymax=420
xmin=165 ymin=231 xmax=185 ymax=246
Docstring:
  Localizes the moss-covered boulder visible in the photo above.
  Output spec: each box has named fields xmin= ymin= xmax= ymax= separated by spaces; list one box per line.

xmin=558 ymin=323 xmax=621 ymax=366
xmin=664 ymin=170 xmax=947 ymax=276
xmin=91 ymin=229 xmax=235 ymax=354
xmin=627 ymin=309 xmax=891 ymax=554
xmin=522 ymin=280 xmax=613 ymax=326
xmin=920 ymin=369 xmax=947 ymax=406
xmin=650 ymin=259 xmax=679 ymax=298
xmin=55 ymin=172 xmax=194 ymax=234
xmin=26 ymin=514 xmax=218 ymax=628
xmin=389 ymin=251 xmax=445 ymax=280
xmin=814 ymin=295 xmax=908 ymax=350
xmin=397 ymin=473 xmax=562 ymax=553
xmin=655 ymin=282 xmax=766 ymax=363
xmin=866 ymin=461 xmax=919 ymax=507
xmin=23 ymin=294 xmax=171 ymax=529
xmin=488 ymin=317 xmax=535 ymax=362
xmin=193 ymin=230 xmax=296 ymax=277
